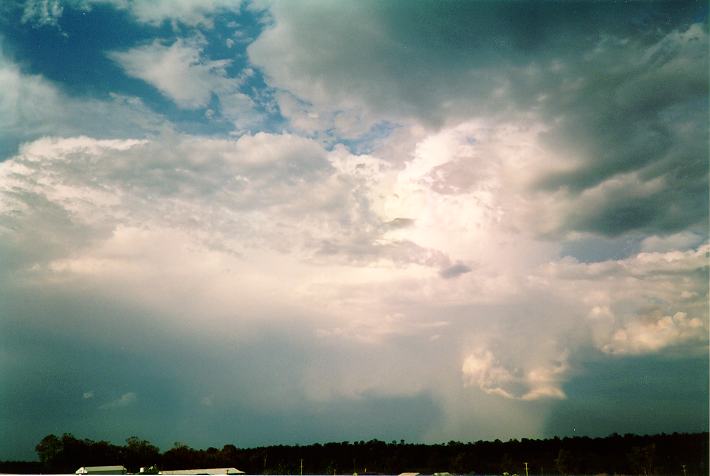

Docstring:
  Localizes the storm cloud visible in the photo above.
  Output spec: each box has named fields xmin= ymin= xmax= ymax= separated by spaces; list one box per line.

xmin=0 ymin=0 xmax=707 ymax=461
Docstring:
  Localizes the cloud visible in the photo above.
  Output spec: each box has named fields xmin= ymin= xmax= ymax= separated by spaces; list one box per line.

xmin=100 ymin=392 xmax=137 ymax=409
xmin=109 ymin=38 xmax=232 ymax=109
xmin=79 ymin=0 xmax=242 ymax=27
xmin=544 ymin=245 xmax=709 ymax=356
xmin=0 ymin=133 xmax=450 ymax=282
xmin=249 ymin=2 xmax=700 ymax=125
xmin=0 ymin=48 xmax=167 ymax=155
xmin=439 ymin=263 xmax=471 ymax=279
xmin=109 ymin=38 xmax=261 ymax=129
xmin=20 ymin=0 xmax=63 ymax=28
xmin=2 ymin=128 xmax=706 ymax=379
xmin=456 ymin=244 xmax=708 ymax=400
xmin=315 ymin=312 xmax=450 ymax=347
xmin=384 ymin=218 xmax=415 ymax=230
xmin=128 ymin=0 xmax=239 ymax=26
xmin=462 ymin=350 xmax=568 ymax=401
xmin=249 ymin=3 xmax=707 ymax=238
xmin=507 ymin=22 xmax=708 ymax=238
xmin=640 ymin=231 xmax=705 ymax=253
xmin=1 ymin=1 xmax=707 ymax=458
xmin=0 ymin=128 xmax=706 ymax=453
xmin=602 ymin=312 xmax=705 ymax=356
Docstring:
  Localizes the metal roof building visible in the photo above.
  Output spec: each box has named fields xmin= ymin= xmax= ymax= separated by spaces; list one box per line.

xmin=75 ymin=466 xmax=128 ymax=474
xmin=158 ymin=468 xmax=244 ymax=475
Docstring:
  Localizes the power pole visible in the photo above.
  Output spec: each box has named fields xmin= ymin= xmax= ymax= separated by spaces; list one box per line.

xmin=524 ymin=462 xmax=529 ymax=476
xmin=300 ymin=459 xmax=303 ymax=476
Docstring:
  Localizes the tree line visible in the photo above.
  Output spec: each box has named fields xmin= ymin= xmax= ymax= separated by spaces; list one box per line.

xmin=0 ymin=432 xmax=706 ymax=475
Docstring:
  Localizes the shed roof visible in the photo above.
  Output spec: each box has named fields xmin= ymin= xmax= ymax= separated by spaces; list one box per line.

xmin=158 ymin=468 xmax=244 ymax=475
xmin=75 ymin=465 xmax=128 ymax=474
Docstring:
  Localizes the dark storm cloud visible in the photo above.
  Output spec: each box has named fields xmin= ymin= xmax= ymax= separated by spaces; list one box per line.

xmin=439 ymin=263 xmax=472 ymax=280
xmin=566 ymin=187 xmax=706 ymax=238
xmin=252 ymin=1 xmax=703 ymax=124
xmin=0 ymin=275 xmax=442 ymax=460
xmin=384 ymin=217 xmax=415 ymax=230
xmin=544 ymin=354 xmax=709 ymax=437
xmin=529 ymin=20 xmax=708 ymax=237
xmin=0 ymin=293 xmax=185 ymax=459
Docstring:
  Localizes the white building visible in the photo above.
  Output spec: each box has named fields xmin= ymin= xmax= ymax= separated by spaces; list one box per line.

xmin=75 ymin=466 xmax=128 ymax=474
xmin=158 ymin=468 xmax=244 ymax=475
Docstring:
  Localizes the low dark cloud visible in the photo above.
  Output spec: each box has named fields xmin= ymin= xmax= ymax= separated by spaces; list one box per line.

xmin=251 ymin=1 xmax=703 ymax=125
xmin=0 ymin=281 xmax=443 ymax=460
xmin=544 ymin=354 xmax=709 ymax=437
xmin=439 ymin=263 xmax=472 ymax=279
xmin=384 ymin=217 xmax=415 ymax=229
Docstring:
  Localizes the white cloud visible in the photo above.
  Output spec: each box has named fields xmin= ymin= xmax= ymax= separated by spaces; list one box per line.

xmin=0 ymin=50 xmax=61 ymax=136
xmin=81 ymin=0 xmax=242 ymax=27
xmin=109 ymin=38 xmax=261 ymax=129
xmin=129 ymin=0 xmax=239 ymax=26
xmin=109 ymin=39 xmax=231 ymax=109
xmin=462 ymin=350 xmax=517 ymax=399
xmin=21 ymin=0 xmax=63 ymax=28
xmin=640 ymin=231 xmax=705 ymax=253
xmin=0 ymin=128 xmax=706 ymax=441
xmin=462 ymin=350 xmax=568 ymax=401
xmin=100 ymin=392 xmax=137 ymax=409
xmin=543 ymin=245 xmax=709 ymax=356
xmin=316 ymin=313 xmax=450 ymax=346
xmin=219 ymin=91 xmax=262 ymax=130
xmin=603 ymin=312 xmax=706 ymax=356
xmin=0 ymin=49 xmax=167 ymax=148
xmin=0 ymin=133 xmax=447 ymax=311
xmin=249 ymin=5 xmax=707 ymax=238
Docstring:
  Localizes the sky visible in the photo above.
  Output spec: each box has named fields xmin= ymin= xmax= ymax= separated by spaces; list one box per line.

xmin=0 ymin=0 xmax=708 ymax=461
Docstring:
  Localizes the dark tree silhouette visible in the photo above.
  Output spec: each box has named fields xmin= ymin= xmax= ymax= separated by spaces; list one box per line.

xmin=4 ymin=431 xmax=706 ymax=475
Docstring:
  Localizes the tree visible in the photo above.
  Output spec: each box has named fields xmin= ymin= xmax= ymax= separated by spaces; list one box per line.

xmin=628 ymin=444 xmax=655 ymax=476
xmin=35 ymin=434 xmax=62 ymax=466
xmin=555 ymin=448 xmax=573 ymax=475
xmin=124 ymin=436 xmax=160 ymax=472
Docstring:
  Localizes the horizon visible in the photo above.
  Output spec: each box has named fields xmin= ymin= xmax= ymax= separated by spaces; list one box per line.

xmin=0 ymin=0 xmax=708 ymax=462
xmin=13 ymin=430 xmax=710 ymax=458
xmin=8 ymin=431 xmax=709 ymax=473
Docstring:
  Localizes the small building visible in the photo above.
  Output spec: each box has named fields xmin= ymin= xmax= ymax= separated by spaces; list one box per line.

xmin=75 ymin=466 xmax=128 ymax=475
xmin=158 ymin=469 xmax=244 ymax=475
